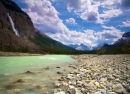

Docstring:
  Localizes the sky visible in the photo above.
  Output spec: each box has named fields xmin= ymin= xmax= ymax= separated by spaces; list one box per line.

xmin=12 ymin=0 xmax=130 ymax=47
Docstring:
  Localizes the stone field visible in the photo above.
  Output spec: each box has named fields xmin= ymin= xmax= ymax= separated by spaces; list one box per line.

xmin=54 ymin=55 xmax=130 ymax=94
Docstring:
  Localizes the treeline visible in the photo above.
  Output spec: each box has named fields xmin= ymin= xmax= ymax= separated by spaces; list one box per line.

xmin=28 ymin=32 xmax=98 ymax=54
xmin=0 ymin=32 xmax=95 ymax=54
xmin=28 ymin=32 xmax=85 ymax=54
xmin=1 ymin=30 xmax=129 ymax=54
xmin=96 ymin=43 xmax=130 ymax=54
xmin=0 ymin=40 xmax=29 ymax=53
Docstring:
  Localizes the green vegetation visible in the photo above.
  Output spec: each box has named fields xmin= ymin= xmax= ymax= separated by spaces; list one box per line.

xmin=96 ymin=43 xmax=130 ymax=54
xmin=0 ymin=40 xmax=29 ymax=53
xmin=29 ymin=32 xmax=79 ymax=54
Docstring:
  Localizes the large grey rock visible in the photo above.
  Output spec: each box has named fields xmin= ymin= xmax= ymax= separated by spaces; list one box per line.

xmin=112 ymin=83 xmax=126 ymax=93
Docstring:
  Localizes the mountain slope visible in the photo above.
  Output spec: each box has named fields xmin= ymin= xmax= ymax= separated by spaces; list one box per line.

xmin=96 ymin=32 xmax=130 ymax=54
xmin=68 ymin=44 xmax=91 ymax=51
xmin=29 ymin=31 xmax=77 ymax=54
xmin=114 ymin=32 xmax=130 ymax=45
xmin=0 ymin=0 xmax=76 ymax=54
xmin=93 ymin=42 xmax=107 ymax=50
xmin=0 ymin=0 xmax=39 ymax=53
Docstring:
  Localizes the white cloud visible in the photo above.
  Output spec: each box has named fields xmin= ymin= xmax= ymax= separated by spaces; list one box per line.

xmin=102 ymin=26 xmax=117 ymax=30
xmin=119 ymin=20 xmax=130 ymax=27
xmin=65 ymin=0 xmax=91 ymax=12
xmin=48 ymin=30 xmax=97 ymax=47
xmin=97 ymin=8 xmax=122 ymax=24
xmin=95 ymin=26 xmax=124 ymax=44
xmin=22 ymin=0 xmax=124 ymax=47
xmin=100 ymin=9 xmax=123 ymax=19
xmin=81 ymin=11 xmax=98 ymax=21
xmin=48 ymin=26 xmax=123 ymax=47
xmin=57 ymin=0 xmax=124 ymax=24
xmin=98 ymin=26 xmax=123 ymax=39
xmin=66 ymin=18 xmax=77 ymax=24
xmin=22 ymin=0 xmax=68 ymax=34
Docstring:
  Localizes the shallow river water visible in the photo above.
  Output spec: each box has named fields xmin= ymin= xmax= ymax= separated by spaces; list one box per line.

xmin=0 ymin=55 xmax=77 ymax=94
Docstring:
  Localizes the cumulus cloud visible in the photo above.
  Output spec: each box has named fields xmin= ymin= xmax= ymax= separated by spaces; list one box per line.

xmin=119 ymin=20 xmax=130 ymax=27
xmin=95 ymin=26 xmax=124 ymax=44
xmin=81 ymin=11 xmax=98 ymax=21
xmin=48 ymin=26 xmax=123 ymax=47
xmin=22 ymin=0 xmax=68 ymax=34
xmin=56 ymin=0 xmax=125 ymax=24
xmin=100 ymin=9 xmax=122 ymax=19
xmin=64 ymin=0 xmax=91 ymax=12
xmin=66 ymin=18 xmax=77 ymax=24
xmin=48 ymin=30 xmax=97 ymax=47
xmin=21 ymin=0 xmax=124 ymax=47
xmin=101 ymin=26 xmax=123 ymax=39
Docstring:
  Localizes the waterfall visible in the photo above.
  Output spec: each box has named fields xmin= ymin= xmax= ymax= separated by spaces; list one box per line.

xmin=7 ymin=13 xmax=19 ymax=37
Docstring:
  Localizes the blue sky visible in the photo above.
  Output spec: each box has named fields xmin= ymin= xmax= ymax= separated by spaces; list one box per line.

xmin=12 ymin=0 xmax=130 ymax=47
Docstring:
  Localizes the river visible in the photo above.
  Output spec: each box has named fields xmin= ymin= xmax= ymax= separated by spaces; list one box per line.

xmin=0 ymin=55 xmax=76 ymax=94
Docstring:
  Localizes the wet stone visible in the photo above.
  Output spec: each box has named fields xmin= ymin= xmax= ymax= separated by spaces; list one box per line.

xmin=5 ymin=85 xmax=15 ymax=89
xmin=25 ymin=71 xmax=35 ymax=74
xmin=16 ymin=79 xmax=24 ymax=83
xmin=57 ymin=71 xmax=63 ymax=75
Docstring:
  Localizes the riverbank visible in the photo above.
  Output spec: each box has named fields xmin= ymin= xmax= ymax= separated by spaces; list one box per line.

xmin=0 ymin=51 xmax=42 ymax=56
xmin=53 ymin=54 xmax=130 ymax=94
xmin=0 ymin=54 xmax=130 ymax=94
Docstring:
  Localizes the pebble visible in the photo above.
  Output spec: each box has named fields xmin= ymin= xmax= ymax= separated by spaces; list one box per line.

xmin=54 ymin=81 xmax=61 ymax=88
xmin=62 ymin=82 xmax=68 ymax=87
xmin=112 ymin=83 xmax=126 ymax=93
xmin=53 ymin=55 xmax=130 ymax=94
xmin=75 ymin=88 xmax=83 ymax=94
xmin=54 ymin=91 xmax=65 ymax=94
xmin=94 ymin=82 xmax=100 ymax=88
xmin=57 ymin=71 xmax=63 ymax=74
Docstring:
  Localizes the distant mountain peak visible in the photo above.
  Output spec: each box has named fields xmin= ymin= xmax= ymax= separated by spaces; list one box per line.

xmin=114 ymin=32 xmax=130 ymax=45
xmin=97 ymin=32 xmax=130 ymax=54
xmin=122 ymin=32 xmax=130 ymax=38
xmin=68 ymin=43 xmax=91 ymax=51
xmin=92 ymin=42 xmax=107 ymax=50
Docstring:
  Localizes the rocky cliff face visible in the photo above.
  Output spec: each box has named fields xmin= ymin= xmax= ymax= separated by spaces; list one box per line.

xmin=0 ymin=0 xmax=76 ymax=54
xmin=98 ymin=32 xmax=130 ymax=54
xmin=114 ymin=32 xmax=130 ymax=45
xmin=0 ymin=0 xmax=42 ymax=52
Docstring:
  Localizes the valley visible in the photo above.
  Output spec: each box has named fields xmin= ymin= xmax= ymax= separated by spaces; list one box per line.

xmin=0 ymin=54 xmax=130 ymax=94
xmin=0 ymin=0 xmax=130 ymax=94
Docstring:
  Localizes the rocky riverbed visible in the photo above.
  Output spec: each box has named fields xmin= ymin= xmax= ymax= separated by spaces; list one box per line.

xmin=53 ymin=54 xmax=130 ymax=94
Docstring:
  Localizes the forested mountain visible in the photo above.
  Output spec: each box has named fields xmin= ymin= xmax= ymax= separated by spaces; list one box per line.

xmin=96 ymin=32 xmax=130 ymax=54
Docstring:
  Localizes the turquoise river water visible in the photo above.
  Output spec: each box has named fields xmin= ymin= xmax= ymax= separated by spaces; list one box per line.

xmin=0 ymin=55 xmax=77 ymax=94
